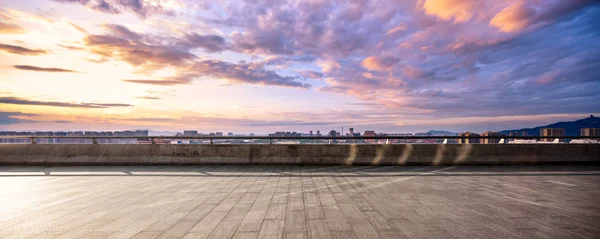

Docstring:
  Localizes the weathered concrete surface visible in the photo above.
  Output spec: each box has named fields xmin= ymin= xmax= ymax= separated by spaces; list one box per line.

xmin=1 ymin=165 xmax=600 ymax=238
xmin=1 ymin=144 xmax=599 ymax=165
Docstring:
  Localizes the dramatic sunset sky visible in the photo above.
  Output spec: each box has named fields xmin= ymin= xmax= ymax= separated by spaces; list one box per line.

xmin=1 ymin=0 xmax=599 ymax=134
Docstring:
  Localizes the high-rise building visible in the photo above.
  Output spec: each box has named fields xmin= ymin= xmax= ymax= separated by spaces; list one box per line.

xmin=316 ymin=130 xmax=320 ymax=136
xmin=329 ymin=130 xmax=337 ymax=137
xmin=580 ymin=128 xmax=600 ymax=137
xmin=364 ymin=131 xmax=376 ymax=143
xmin=458 ymin=132 xmax=480 ymax=144
xmin=480 ymin=131 xmax=502 ymax=144
xmin=309 ymin=131 xmax=313 ymax=136
xmin=540 ymin=128 xmax=564 ymax=142
xmin=349 ymin=128 xmax=354 ymax=137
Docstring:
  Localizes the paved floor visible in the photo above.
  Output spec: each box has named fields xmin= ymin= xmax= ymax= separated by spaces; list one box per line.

xmin=0 ymin=165 xmax=599 ymax=239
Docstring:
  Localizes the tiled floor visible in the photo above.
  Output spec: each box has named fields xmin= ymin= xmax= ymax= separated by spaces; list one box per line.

xmin=0 ymin=165 xmax=599 ymax=239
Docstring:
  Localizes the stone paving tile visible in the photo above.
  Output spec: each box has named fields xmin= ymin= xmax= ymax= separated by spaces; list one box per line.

xmin=232 ymin=231 xmax=258 ymax=239
xmin=1 ymin=165 xmax=599 ymax=239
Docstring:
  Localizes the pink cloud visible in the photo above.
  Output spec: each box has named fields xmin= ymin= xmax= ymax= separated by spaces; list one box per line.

xmin=361 ymin=56 xmax=400 ymax=71
xmin=535 ymin=72 xmax=557 ymax=84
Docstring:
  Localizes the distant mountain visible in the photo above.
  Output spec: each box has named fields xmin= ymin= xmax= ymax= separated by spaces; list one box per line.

xmin=425 ymin=130 xmax=458 ymax=136
xmin=499 ymin=115 xmax=600 ymax=136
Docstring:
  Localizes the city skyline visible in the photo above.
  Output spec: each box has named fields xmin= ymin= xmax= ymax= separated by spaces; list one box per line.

xmin=1 ymin=0 xmax=600 ymax=133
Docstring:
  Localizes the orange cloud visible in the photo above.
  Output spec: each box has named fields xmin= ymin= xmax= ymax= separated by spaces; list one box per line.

xmin=490 ymin=1 xmax=535 ymax=32
xmin=0 ymin=22 xmax=24 ymax=34
xmin=361 ymin=56 xmax=399 ymax=71
xmin=422 ymin=0 xmax=477 ymax=23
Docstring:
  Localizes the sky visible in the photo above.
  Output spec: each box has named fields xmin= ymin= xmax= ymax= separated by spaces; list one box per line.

xmin=0 ymin=0 xmax=599 ymax=134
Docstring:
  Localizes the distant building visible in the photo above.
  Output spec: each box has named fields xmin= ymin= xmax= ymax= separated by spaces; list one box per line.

xmin=458 ymin=132 xmax=480 ymax=144
xmin=309 ymin=131 xmax=313 ymax=136
xmin=68 ymin=131 xmax=85 ymax=144
xmin=228 ymin=132 xmax=234 ymax=136
xmin=480 ymin=131 xmax=502 ymax=144
xmin=54 ymin=131 xmax=67 ymax=144
xmin=364 ymin=131 xmax=376 ymax=137
xmin=364 ymin=131 xmax=376 ymax=143
xmin=113 ymin=130 xmax=147 ymax=144
xmin=183 ymin=130 xmax=198 ymax=136
xmin=329 ymin=130 xmax=337 ymax=137
xmin=540 ymin=128 xmax=564 ymax=142
xmin=316 ymin=130 xmax=320 ymax=136
xmin=348 ymin=128 xmax=354 ymax=137
xmin=580 ymin=128 xmax=600 ymax=137
xmin=269 ymin=131 xmax=301 ymax=137
xmin=509 ymin=131 xmax=528 ymax=137
xmin=215 ymin=132 xmax=223 ymax=136
xmin=0 ymin=131 xmax=31 ymax=144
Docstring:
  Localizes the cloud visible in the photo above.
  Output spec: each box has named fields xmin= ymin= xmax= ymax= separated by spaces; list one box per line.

xmin=190 ymin=60 xmax=311 ymax=88
xmin=0 ymin=22 xmax=24 ymax=34
xmin=69 ymin=22 xmax=87 ymax=33
xmin=183 ymin=33 xmax=228 ymax=53
xmin=386 ymin=24 xmax=407 ymax=35
xmin=83 ymin=33 xmax=195 ymax=70
xmin=102 ymin=24 xmax=141 ymax=40
xmin=490 ymin=1 xmax=537 ymax=32
xmin=243 ymin=120 xmax=340 ymax=127
xmin=297 ymin=70 xmax=324 ymax=79
xmin=52 ymin=0 xmax=182 ymax=17
xmin=13 ymin=0 xmax=598 ymax=127
xmin=58 ymin=44 xmax=84 ymax=50
xmin=361 ymin=56 xmax=399 ymax=71
xmin=535 ymin=71 xmax=557 ymax=84
xmin=0 ymin=111 xmax=37 ymax=124
xmin=489 ymin=0 xmax=598 ymax=32
xmin=0 ymin=111 xmax=73 ymax=125
xmin=422 ymin=0 xmax=478 ymax=23
xmin=81 ymin=24 xmax=309 ymax=89
xmin=13 ymin=65 xmax=78 ymax=73
xmin=0 ymin=96 xmax=133 ymax=108
xmin=122 ymin=79 xmax=189 ymax=86
xmin=0 ymin=44 xmax=48 ymax=55
xmin=135 ymin=96 xmax=161 ymax=100
xmin=1 ymin=8 xmax=55 ymax=24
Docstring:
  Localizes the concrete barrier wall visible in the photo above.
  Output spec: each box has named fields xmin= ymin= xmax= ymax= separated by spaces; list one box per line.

xmin=0 ymin=144 xmax=599 ymax=165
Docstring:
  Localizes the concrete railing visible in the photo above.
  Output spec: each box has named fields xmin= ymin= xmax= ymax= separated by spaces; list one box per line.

xmin=1 ymin=144 xmax=599 ymax=165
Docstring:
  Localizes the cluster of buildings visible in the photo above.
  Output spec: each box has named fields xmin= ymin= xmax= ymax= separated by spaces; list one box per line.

xmin=268 ymin=128 xmax=419 ymax=138
xmin=0 ymin=130 xmax=148 ymax=144
xmin=178 ymin=131 xmax=237 ymax=137
xmin=1 ymin=127 xmax=598 ymax=144
xmin=457 ymin=128 xmax=600 ymax=144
